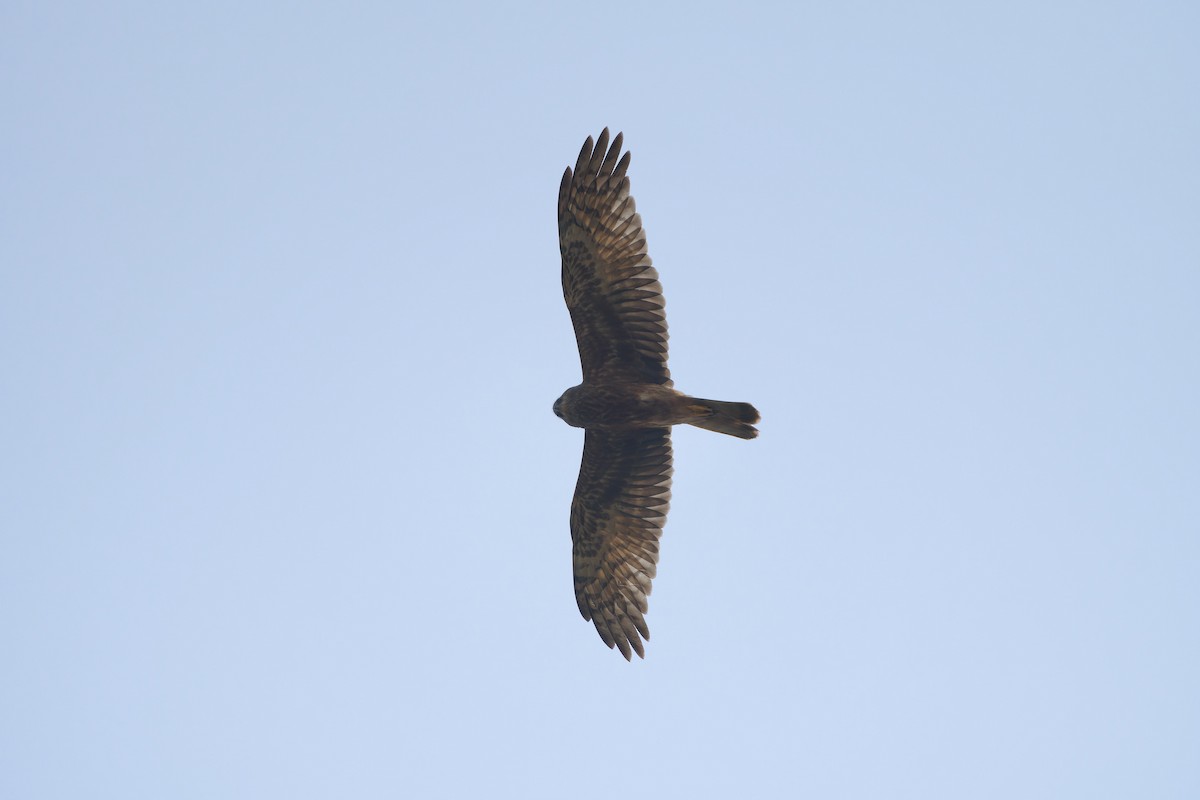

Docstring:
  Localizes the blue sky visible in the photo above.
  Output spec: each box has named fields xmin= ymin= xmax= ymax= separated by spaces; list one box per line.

xmin=3 ymin=2 xmax=1198 ymax=797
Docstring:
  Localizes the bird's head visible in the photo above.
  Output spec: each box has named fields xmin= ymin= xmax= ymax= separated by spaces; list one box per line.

xmin=552 ymin=394 xmax=565 ymax=420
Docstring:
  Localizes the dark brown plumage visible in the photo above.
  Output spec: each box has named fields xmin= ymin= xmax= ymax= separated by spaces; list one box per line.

xmin=554 ymin=129 xmax=760 ymax=659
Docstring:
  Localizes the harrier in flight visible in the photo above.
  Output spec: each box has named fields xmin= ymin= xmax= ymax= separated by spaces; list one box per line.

xmin=555 ymin=129 xmax=760 ymax=659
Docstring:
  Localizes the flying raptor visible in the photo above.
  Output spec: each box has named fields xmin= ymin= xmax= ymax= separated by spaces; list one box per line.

xmin=554 ymin=128 xmax=760 ymax=659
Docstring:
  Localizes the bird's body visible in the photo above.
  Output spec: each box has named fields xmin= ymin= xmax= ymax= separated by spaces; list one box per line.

xmin=555 ymin=129 xmax=759 ymax=659
xmin=556 ymin=383 xmax=695 ymax=430
xmin=555 ymin=383 xmax=758 ymax=437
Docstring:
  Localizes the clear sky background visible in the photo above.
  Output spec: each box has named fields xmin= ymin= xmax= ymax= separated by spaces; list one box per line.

xmin=3 ymin=2 xmax=1198 ymax=798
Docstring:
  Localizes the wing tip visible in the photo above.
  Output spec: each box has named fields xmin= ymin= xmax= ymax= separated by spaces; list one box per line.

xmin=574 ymin=135 xmax=595 ymax=175
xmin=581 ymin=596 xmax=651 ymax=661
xmin=571 ymin=128 xmax=629 ymax=178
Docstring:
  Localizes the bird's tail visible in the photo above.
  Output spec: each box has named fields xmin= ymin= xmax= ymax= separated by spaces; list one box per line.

xmin=686 ymin=398 xmax=760 ymax=440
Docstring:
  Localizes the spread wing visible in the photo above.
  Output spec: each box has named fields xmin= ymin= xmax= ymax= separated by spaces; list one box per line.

xmin=558 ymin=129 xmax=671 ymax=386
xmin=571 ymin=427 xmax=673 ymax=659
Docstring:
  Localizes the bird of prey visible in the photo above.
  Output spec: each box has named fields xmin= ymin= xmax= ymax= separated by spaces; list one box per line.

xmin=554 ymin=128 xmax=760 ymax=659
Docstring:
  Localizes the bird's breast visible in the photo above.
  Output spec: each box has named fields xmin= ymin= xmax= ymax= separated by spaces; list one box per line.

xmin=558 ymin=383 xmax=685 ymax=430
